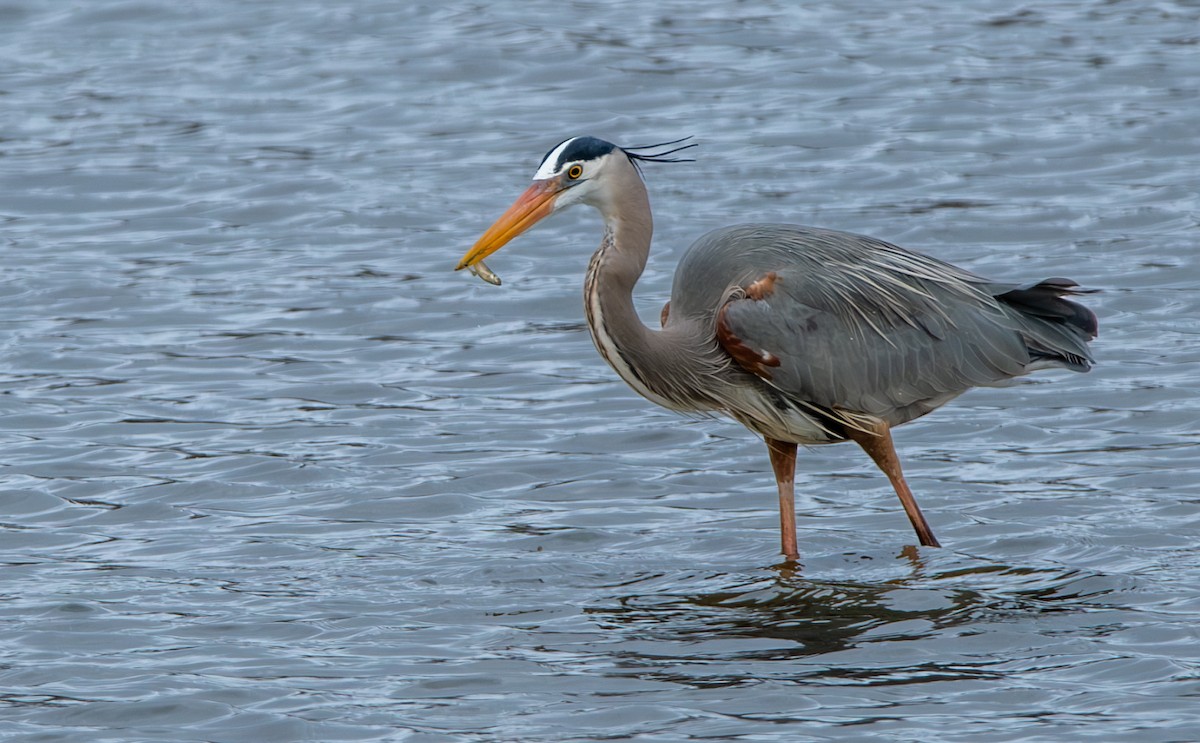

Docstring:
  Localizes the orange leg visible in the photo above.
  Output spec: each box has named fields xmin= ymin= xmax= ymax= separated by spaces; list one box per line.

xmin=765 ymin=438 xmax=799 ymax=560
xmin=845 ymin=421 xmax=941 ymax=548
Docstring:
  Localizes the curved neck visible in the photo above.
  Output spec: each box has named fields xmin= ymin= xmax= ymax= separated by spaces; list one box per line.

xmin=584 ymin=216 xmax=668 ymax=408
xmin=582 ymin=170 xmax=710 ymax=411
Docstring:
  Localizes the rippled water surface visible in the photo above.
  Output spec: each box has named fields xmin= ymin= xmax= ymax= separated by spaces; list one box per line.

xmin=2 ymin=1 xmax=1198 ymax=740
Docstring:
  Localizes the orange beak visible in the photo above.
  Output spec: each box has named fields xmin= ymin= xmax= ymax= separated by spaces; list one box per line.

xmin=457 ymin=179 xmax=561 ymax=271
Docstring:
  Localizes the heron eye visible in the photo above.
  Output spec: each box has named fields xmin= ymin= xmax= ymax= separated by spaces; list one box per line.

xmin=567 ymin=164 xmax=583 ymax=180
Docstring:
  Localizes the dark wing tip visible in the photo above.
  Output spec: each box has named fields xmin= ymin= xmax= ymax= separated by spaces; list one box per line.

xmin=999 ymin=278 xmax=1099 ymax=339
xmin=1039 ymin=277 xmax=1101 ymax=295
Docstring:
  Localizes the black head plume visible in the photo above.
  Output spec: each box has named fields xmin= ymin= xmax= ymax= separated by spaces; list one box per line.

xmin=622 ymin=136 xmax=698 ymax=175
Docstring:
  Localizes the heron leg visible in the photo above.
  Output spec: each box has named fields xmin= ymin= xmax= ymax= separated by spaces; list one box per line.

xmin=845 ymin=421 xmax=942 ymax=548
xmin=765 ymin=437 xmax=799 ymax=560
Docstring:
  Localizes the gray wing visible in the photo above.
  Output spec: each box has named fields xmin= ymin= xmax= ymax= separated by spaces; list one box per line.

xmin=685 ymin=225 xmax=1036 ymax=425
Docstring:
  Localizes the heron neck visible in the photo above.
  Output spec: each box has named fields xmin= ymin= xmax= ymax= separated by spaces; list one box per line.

xmin=584 ymin=161 xmax=654 ymax=332
xmin=583 ymin=207 xmax=685 ymax=410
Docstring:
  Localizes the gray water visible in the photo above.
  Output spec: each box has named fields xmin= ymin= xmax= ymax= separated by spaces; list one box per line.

xmin=2 ymin=1 xmax=1198 ymax=741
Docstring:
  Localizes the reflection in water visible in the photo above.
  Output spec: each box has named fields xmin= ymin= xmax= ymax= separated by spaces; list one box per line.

xmin=584 ymin=556 xmax=1132 ymax=688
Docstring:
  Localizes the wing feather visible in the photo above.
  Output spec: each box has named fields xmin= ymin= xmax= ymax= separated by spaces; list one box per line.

xmin=695 ymin=226 xmax=1033 ymax=425
xmin=672 ymin=224 xmax=1094 ymax=429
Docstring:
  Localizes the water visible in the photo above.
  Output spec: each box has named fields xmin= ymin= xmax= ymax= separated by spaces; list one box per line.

xmin=1 ymin=1 xmax=1198 ymax=740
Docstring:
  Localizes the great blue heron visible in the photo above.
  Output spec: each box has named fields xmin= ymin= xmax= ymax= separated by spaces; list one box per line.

xmin=457 ymin=136 xmax=1097 ymax=560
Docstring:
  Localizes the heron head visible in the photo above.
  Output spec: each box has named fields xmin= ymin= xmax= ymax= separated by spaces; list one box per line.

xmin=456 ymin=136 xmax=620 ymax=272
xmin=456 ymin=136 xmax=695 ymax=273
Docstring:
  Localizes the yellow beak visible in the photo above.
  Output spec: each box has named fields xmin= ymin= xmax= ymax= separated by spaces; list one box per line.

xmin=456 ymin=179 xmax=560 ymax=271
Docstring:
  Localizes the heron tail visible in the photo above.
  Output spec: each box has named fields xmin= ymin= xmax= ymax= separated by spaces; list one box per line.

xmin=996 ymin=278 xmax=1098 ymax=372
